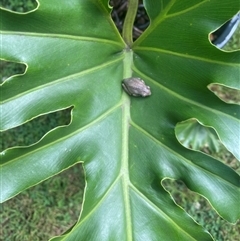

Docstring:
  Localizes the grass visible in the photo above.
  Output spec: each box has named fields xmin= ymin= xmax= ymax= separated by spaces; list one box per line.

xmin=1 ymin=1 xmax=240 ymax=240
xmin=162 ymin=182 xmax=240 ymax=241
xmin=0 ymin=164 xmax=84 ymax=241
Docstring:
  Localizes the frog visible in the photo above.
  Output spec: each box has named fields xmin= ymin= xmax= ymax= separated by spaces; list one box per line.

xmin=122 ymin=77 xmax=151 ymax=97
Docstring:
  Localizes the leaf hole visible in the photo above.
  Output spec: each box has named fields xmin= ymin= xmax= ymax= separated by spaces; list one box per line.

xmin=162 ymin=178 xmax=239 ymax=241
xmin=175 ymin=119 xmax=239 ymax=172
xmin=110 ymin=0 xmax=150 ymax=40
xmin=209 ymin=12 xmax=240 ymax=51
xmin=175 ymin=118 xmax=221 ymax=154
xmin=208 ymin=83 xmax=240 ymax=104
xmin=0 ymin=163 xmax=84 ymax=240
xmin=0 ymin=0 xmax=38 ymax=13
xmin=0 ymin=60 xmax=26 ymax=83
xmin=175 ymin=119 xmax=240 ymax=172
xmin=1 ymin=107 xmax=72 ymax=152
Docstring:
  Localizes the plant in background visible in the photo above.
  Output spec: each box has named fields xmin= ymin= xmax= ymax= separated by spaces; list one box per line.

xmin=175 ymin=119 xmax=222 ymax=153
xmin=0 ymin=0 xmax=239 ymax=240
xmin=0 ymin=0 xmax=37 ymax=12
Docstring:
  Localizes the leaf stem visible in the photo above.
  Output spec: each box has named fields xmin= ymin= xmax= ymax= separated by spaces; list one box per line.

xmin=122 ymin=0 xmax=138 ymax=47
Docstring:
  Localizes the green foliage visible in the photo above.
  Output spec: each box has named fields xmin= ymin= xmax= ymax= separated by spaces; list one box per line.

xmin=0 ymin=0 xmax=239 ymax=240
xmin=1 ymin=53 xmax=239 ymax=241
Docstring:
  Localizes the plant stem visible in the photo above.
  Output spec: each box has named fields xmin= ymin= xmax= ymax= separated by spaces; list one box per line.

xmin=122 ymin=0 xmax=138 ymax=47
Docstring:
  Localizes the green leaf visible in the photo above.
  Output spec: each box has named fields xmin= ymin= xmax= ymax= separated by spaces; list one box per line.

xmin=1 ymin=0 xmax=239 ymax=240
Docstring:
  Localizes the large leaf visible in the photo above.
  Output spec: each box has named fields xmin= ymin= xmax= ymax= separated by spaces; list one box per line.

xmin=1 ymin=0 xmax=239 ymax=240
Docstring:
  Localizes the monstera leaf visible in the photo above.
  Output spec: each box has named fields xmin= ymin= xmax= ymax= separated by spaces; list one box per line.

xmin=0 ymin=0 xmax=239 ymax=240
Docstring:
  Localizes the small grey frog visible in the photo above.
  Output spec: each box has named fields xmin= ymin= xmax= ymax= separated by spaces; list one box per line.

xmin=122 ymin=77 xmax=151 ymax=97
